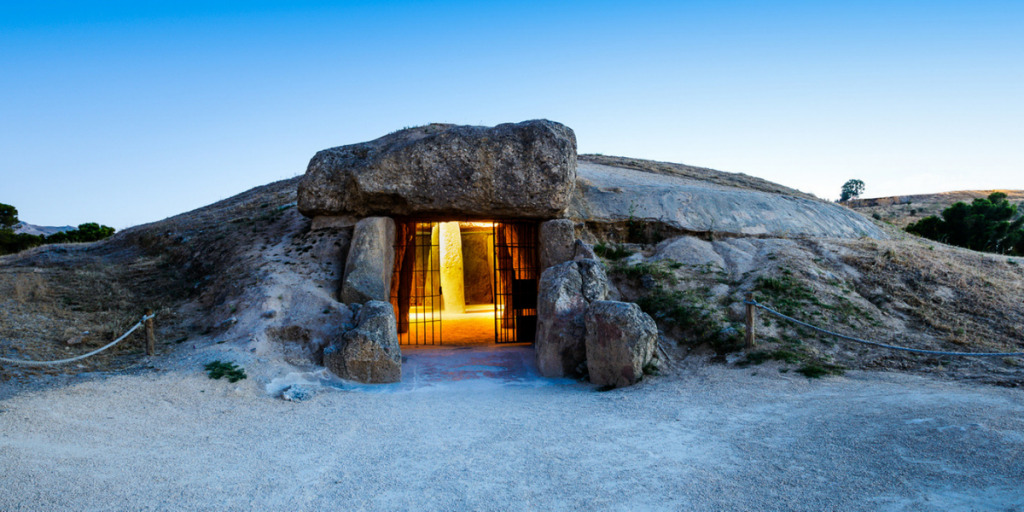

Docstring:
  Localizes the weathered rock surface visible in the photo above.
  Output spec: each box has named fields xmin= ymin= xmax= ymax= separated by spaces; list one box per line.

xmin=572 ymin=239 xmax=597 ymax=261
xmin=584 ymin=301 xmax=658 ymax=388
xmin=575 ymin=258 xmax=609 ymax=302
xmin=535 ymin=259 xmax=609 ymax=378
xmin=571 ymin=161 xmax=886 ymax=239
xmin=323 ymin=301 xmax=402 ymax=383
xmin=298 ymin=120 xmax=578 ymax=218
xmin=539 ymin=219 xmax=576 ymax=271
xmin=339 ymin=217 xmax=395 ymax=304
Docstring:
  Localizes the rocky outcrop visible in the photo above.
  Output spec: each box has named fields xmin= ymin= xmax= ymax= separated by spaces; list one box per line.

xmin=584 ymin=301 xmax=658 ymax=388
xmin=539 ymin=219 xmax=575 ymax=271
xmin=298 ymin=120 xmax=578 ymax=219
xmin=323 ymin=301 xmax=402 ymax=383
xmin=571 ymin=161 xmax=886 ymax=239
xmin=535 ymin=259 xmax=609 ymax=378
xmin=339 ymin=217 xmax=395 ymax=304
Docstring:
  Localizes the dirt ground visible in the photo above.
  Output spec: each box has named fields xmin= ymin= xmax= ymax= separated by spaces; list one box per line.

xmin=1 ymin=347 xmax=1022 ymax=511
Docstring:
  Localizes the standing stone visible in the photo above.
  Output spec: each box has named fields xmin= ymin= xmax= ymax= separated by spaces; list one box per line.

xmin=323 ymin=301 xmax=402 ymax=383
xmin=539 ymin=219 xmax=576 ymax=271
xmin=535 ymin=262 xmax=587 ymax=378
xmin=340 ymin=217 xmax=395 ymax=304
xmin=438 ymin=221 xmax=466 ymax=313
xmin=584 ymin=301 xmax=657 ymax=388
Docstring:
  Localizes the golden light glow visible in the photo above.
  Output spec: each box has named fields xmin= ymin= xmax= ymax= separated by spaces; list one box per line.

xmin=438 ymin=221 xmax=466 ymax=314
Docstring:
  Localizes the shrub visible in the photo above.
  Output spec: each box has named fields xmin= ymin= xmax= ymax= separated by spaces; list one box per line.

xmin=906 ymin=192 xmax=1024 ymax=255
xmin=204 ymin=360 xmax=247 ymax=382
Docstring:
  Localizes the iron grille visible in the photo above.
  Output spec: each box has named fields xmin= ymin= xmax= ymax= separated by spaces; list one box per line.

xmin=390 ymin=221 xmax=441 ymax=345
xmin=493 ymin=221 xmax=539 ymax=344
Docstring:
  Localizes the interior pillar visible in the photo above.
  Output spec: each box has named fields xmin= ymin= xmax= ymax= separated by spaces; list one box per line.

xmin=438 ymin=221 xmax=466 ymax=313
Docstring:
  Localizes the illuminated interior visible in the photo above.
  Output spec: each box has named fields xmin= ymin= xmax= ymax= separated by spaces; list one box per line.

xmin=396 ymin=220 xmax=498 ymax=346
xmin=391 ymin=219 xmax=538 ymax=346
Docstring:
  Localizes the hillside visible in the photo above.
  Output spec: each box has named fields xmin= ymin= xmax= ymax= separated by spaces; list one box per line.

xmin=846 ymin=190 xmax=1024 ymax=229
xmin=13 ymin=222 xmax=76 ymax=237
xmin=2 ymin=159 xmax=1023 ymax=391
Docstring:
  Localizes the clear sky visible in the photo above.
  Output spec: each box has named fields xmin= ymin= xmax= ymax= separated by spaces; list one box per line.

xmin=2 ymin=1 xmax=1022 ymax=229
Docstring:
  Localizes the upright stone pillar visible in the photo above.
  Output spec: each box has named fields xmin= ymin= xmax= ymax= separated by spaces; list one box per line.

xmin=340 ymin=217 xmax=395 ymax=304
xmin=438 ymin=221 xmax=466 ymax=314
xmin=539 ymin=219 xmax=575 ymax=271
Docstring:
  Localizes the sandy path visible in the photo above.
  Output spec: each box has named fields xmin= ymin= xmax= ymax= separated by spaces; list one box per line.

xmin=1 ymin=354 xmax=1022 ymax=511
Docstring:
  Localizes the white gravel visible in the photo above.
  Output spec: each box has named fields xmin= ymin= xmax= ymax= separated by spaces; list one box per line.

xmin=2 ymin=352 xmax=1023 ymax=511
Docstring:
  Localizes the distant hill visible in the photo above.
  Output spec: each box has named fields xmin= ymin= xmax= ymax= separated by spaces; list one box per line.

xmin=12 ymin=222 xmax=76 ymax=237
xmin=846 ymin=190 xmax=1024 ymax=228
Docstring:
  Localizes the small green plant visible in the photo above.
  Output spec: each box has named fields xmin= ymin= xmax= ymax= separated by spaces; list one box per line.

xmin=796 ymin=362 xmax=845 ymax=378
xmin=594 ymin=242 xmax=635 ymax=260
xmin=738 ymin=349 xmax=803 ymax=367
xmin=204 ymin=360 xmax=247 ymax=382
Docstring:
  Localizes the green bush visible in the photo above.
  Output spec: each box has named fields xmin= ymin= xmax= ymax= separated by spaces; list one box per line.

xmin=906 ymin=192 xmax=1024 ymax=255
xmin=0 ymin=201 xmax=116 ymax=255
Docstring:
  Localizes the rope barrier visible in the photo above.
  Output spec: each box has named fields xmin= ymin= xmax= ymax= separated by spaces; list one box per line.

xmin=745 ymin=300 xmax=1024 ymax=357
xmin=0 ymin=314 xmax=155 ymax=366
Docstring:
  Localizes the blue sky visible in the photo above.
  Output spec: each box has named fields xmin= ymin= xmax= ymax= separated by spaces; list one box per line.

xmin=2 ymin=1 xmax=1022 ymax=228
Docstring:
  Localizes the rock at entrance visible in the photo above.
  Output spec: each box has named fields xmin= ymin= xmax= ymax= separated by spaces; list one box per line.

xmin=539 ymin=219 xmax=576 ymax=271
xmin=535 ymin=262 xmax=587 ymax=378
xmin=572 ymin=239 xmax=597 ymax=261
xmin=297 ymin=120 xmax=578 ymax=219
xmin=584 ymin=301 xmax=657 ymax=388
xmin=575 ymin=258 xmax=609 ymax=303
xmin=534 ymin=259 xmax=610 ymax=378
xmin=340 ymin=217 xmax=395 ymax=304
xmin=323 ymin=301 xmax=402 ymax=383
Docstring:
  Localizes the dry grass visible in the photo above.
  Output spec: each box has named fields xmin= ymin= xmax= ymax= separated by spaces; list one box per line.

xmin=846 ymin=189 xmax=1024 ymax=228
xmin=0 ymin=177 xmax=304 ymax=384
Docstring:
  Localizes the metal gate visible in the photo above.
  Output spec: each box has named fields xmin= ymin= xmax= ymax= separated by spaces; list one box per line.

xmin=390 ymin=221 xmax=441 ymax=345
xmin=493 ymin=221 xmax=539 ymax=344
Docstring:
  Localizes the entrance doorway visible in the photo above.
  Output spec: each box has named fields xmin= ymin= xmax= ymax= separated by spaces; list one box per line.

xmin=389 ymin=220 xmax=539 ymax=346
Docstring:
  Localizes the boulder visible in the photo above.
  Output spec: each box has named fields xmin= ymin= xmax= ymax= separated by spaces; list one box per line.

xmin=339 ymin=217 xmax=395 ymax=304
xmin=534 ymin=259 xmax=609 ymax=378
xmin=572 ymin=239 xmax=597 ymax=260
xmin=323 ymin=301 xmax=402 ymax=383
xmin=584 ymin=301 xmax=658 ymax=388
xmin=575 ymin=258 xmax=609 ymax=303
xmin=298 ymin=120 xmax=578 ymax=219
xmin=539 ymin=219 xmax=575 ymax=270
xmin=535 ymin=262 xmax=587 ymax=378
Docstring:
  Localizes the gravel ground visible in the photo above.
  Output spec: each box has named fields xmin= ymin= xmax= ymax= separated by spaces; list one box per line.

xmin=1 ymin=350 xmax=1023 ymax=511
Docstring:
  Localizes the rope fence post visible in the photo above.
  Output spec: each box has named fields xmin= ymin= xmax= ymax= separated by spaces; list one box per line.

xmin=745 ymin=292 xmax=756 ymax=348
xmin=145 ymin=308 xmax=156 ymax=356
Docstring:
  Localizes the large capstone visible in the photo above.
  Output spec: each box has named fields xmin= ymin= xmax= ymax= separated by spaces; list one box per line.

xmin=340 ymin=217 xmax=395 ymax=304
xmin=298 ymin=120 xmax=577 ymax=218
xmin=323 ymin=301 xmax=402 ymax=383
xmin=584 ymin=301 xmax=657 ymax=388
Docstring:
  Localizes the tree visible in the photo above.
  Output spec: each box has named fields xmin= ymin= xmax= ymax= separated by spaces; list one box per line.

xmin=840 ymin=179 xmax=865 ymax=202
xmin=0 ymin=202 xmax=17 ymax=229
xmin=906 ymin=192 xmax=1024 ymax=255
xmin=0 ymin=202 xmax=116 ymax=255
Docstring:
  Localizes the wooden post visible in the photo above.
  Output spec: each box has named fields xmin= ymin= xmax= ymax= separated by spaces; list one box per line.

xmin=144 ymin=308 xmax=156 ymax=356
xmin=744 ymin=293 xmax=756 ymax=348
